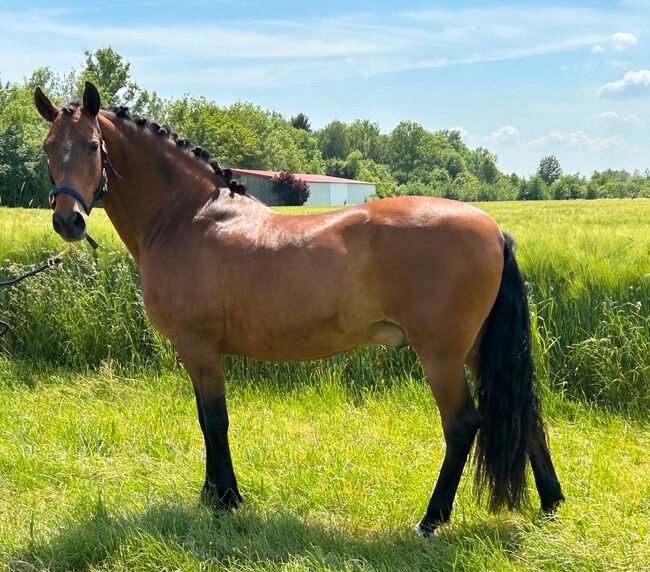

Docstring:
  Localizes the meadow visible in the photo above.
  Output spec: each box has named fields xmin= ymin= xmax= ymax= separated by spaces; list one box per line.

xmin=0 ymin=199 xmax=649 ymax=570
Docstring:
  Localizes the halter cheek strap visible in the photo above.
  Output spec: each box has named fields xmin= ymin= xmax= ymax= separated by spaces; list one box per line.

xmin=48 ymin=121 xmax=119 ymax=249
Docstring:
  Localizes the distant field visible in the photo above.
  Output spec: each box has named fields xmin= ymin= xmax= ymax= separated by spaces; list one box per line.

xmin=0 ymin=199 xmax=648 ymax=570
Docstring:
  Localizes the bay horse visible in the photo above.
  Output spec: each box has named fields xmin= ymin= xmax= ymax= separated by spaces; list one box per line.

xmin=34 ymin=81 xmax=564 ymax=535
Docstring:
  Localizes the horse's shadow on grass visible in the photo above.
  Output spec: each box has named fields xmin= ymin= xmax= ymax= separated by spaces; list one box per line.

xmin=8 ymin=500 xmax=525 ymax=571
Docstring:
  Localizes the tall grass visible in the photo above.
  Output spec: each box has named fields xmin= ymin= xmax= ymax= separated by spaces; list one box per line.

xmin=0 ymin=200 xmax=648 ymax=412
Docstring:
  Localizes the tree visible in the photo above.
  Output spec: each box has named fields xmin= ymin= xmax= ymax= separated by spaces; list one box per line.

xmin=77 ymin=47 xmax=161 ymax=114
xmin=79 ymin=47 xmax=136 ymax=105
xmin=271 ymin=171 xmax=310 ymax=206
xmin=318 ymin=120 xmax=350 ymax=159
xmin=518 ymin=175 xmax=549 ymax=200
xmin=468 ymin=147 xmax=497 ymax=178
xmin=0 ymin=83 xmax=50 ymax=207
xmin=538 ymin=155 xmax=562 ymax=185
xmin=443 ymin=151 xmax=466 ymax=179
xmin=552 ymin=174 xmax=586 ymax=200
xmin=477 ymin=155 xmax=499 ymax=184
xmin=386 ymin=121 xmax=430 ymax=184
xmin=347 ymin=119 xmax=384 ymax=163
xmin=290 ymin=113 xmax=311 ymax=131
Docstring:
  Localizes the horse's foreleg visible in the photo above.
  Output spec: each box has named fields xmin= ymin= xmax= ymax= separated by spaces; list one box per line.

xmin=176 ymin=339 xmax=242 ymax=511
xmin=416 ymin=354 xmax=479 ymax=536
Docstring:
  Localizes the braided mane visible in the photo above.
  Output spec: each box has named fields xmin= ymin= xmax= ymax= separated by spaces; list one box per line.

xmin=62 ymin=101 xmax=246 ymax=195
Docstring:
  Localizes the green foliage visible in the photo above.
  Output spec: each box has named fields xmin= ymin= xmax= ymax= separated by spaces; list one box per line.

xmin=477 ymin=154 xmax=499 ymax=184
xmin=0 ymin=82 xmax=50 ymax=207
xmin=537 ymin=155 xmax=563 ymax=185
xmin=318 ymin=119 xmax=350 ymax=159
xmin=347 ymin=119 xmax=386 ymax=163
xmin=166 ymin=98 xmax=325 ymax=173
xmin=290 ymin=112 xmax=311 ymax=131
xmin=518 ymin=175 xmax=549 ymax=200
xmin=79 ymin=47 xmax=137 ymax=106
xmin=552 ymin=174 xmax=587 ymax=200
xmin=385 ymin=121 xmax=430 ymax=184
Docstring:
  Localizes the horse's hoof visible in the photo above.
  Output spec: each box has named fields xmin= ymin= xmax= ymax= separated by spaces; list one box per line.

xmin=541 ymin=492 xmax=565 ymax=516
xmin=414 ymin=521 xmax=436 ymax=538
xmin=201 ymin=486 xmax=243 ymax=513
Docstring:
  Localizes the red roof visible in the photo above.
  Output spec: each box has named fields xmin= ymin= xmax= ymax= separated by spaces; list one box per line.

xmin=231 ymin=168 xmax=373 ymax=185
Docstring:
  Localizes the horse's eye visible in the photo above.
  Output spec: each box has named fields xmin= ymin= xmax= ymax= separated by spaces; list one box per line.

xmin=89 ymin=140 xmax=99 ymax=153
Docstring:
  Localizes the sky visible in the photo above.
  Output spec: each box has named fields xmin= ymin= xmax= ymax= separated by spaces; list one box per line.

xmin=0 ymin=0 xmax=649 ymax=176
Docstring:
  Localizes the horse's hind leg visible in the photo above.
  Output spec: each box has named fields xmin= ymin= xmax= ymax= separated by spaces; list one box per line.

xmin=415 ymin=353 xmax=480 ymax=535
xmin=528 ymin=411 xmax=565 ymax=513
xmin=176 ymin=337 xmax=242 ymax=511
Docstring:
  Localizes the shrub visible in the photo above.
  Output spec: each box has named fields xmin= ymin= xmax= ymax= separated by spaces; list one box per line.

xmin=270 ymin=171 xmax=310 ymax=206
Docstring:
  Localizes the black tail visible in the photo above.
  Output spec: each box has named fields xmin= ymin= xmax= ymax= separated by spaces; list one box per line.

xmin=474 ymin=231 xmax=539 ymax=512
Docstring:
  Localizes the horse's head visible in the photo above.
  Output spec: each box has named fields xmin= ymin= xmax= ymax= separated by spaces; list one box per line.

xmin=34 ymin=81 xmax=105 ymax=242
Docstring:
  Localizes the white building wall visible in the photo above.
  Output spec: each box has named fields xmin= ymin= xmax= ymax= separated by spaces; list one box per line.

xmin=236 ymin=173 xmax=276 ymax=204
xmin=329 ymin=183 xmax=348 ymax=205
xmin=347 ymin=183 xmax=375 ymax=204
xmin=304 ymin=182 xmax=332 ymax=206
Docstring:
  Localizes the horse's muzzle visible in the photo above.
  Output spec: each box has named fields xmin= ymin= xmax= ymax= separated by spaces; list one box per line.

xmin=52 ymin=210 xmax=86 ymax=242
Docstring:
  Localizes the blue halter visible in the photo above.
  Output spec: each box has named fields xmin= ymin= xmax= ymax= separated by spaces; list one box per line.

xmin=48 ymin=122 xmax=119 ymax=249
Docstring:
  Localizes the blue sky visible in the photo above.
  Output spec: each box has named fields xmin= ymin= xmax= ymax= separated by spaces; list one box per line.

xmin=1 ymin=0 xmax=649 ymax=175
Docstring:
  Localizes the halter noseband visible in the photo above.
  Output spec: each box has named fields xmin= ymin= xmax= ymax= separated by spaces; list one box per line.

xmin=48 ymin=119 xmax=119 ymax=249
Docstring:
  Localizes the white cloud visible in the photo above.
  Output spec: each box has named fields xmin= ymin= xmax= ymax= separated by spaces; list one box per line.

xmin=622 ymin=113 xmax=645 ymax=126
xmin=611 ymin=32 xmax=638 ymax=51
xmin=592 ymin=111 xmax=645 ymax=126
xmin=599 ymin=69 xmax=650 ymax=97
xmin=606 ymin=60 xmax=632 ymax=69
xmin=448 ymin=126 xmax=469 ymax=138
xmin=592 ymin=45 xmax=605 ymax=53
xmin=486 ymin=125 xmax=519 ymax=145
xmin=593 ymin=111 xmax=619 ymax=120
xmin=529 ymin=130 xmax=628 ymax=151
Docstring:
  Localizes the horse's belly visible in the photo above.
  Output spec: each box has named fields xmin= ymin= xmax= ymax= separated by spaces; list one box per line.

xmin=220 ymin=317 xmax=407 ymax=361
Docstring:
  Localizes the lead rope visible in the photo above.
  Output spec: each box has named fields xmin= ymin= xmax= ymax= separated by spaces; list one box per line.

xmin=0 ymin=245 xmax=71 ymax=337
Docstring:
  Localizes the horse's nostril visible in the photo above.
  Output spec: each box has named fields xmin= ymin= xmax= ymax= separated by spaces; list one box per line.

xmin=71 ymin=211 xmax=86 ymax=234
xmin=52 ymin=212 xmax=65 ymax=235
xmin=52 ymin=211 xmax=86 ymax=240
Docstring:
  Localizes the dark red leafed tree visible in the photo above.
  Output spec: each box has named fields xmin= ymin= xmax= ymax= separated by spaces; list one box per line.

xmin=271 ymin=171 xmax=310 ymax=206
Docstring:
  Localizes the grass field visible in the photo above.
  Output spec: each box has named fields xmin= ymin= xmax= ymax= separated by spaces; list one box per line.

xmin=0 ymin=369 xmax=648 ymax=571
xmin=0 ymin=199 xmax=649 ymax=570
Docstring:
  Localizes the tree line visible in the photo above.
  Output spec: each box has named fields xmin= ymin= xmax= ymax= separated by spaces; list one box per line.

xmin=1 ymin=48 xmax=649 ymax=208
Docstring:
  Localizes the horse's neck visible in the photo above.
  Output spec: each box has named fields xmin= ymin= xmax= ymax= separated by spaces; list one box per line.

xmin=98 ymin=114 xmax=217 ymax=261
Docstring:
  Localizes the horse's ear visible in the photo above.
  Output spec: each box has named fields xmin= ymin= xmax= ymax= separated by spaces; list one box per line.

xmin=34 ymin=87 xmax=58 ymax=122
xmin=82 ymin=81 xmax=101 ymax=118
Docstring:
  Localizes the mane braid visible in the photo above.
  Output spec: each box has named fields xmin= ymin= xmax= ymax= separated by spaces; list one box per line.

xmin=97 ymin=104 xmax=247 ymax=195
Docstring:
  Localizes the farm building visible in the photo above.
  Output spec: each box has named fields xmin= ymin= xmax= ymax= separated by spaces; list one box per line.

xmin=231 ymin=169 xmax=376 ymax=206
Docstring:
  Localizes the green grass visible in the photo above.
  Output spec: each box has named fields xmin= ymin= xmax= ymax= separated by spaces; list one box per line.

xmin=0 ymin=367 xmax=648 ymax=571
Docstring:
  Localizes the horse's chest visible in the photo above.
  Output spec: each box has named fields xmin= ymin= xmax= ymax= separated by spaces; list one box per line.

xmin=139 ymin=261 xmax=226 ymax=341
